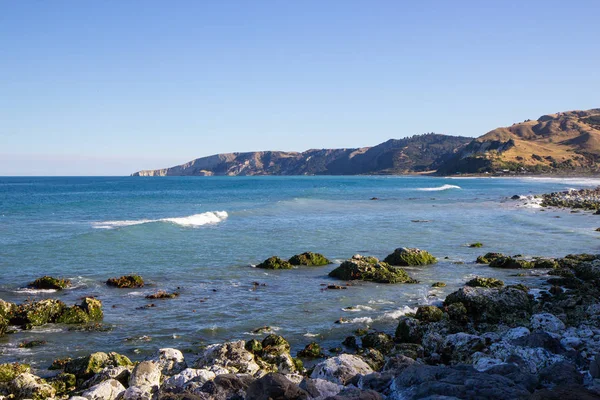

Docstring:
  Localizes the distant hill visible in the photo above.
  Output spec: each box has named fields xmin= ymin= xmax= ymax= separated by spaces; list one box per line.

xmin=437 ymin=108 xmax=600 ymax=174
xmin=132 ymin=133 xmax=471 ymax=176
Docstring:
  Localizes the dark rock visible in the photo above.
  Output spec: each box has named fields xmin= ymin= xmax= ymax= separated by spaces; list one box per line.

xmin=342 ymin=336 xmax=358 ymax=350
xmin=361 ymin=332 xmax=394 ymax=354
xmin=298 ymin=342 xmax=325 ymax=358
xmin=590 ymin=355 xmax=600 ymax=379
xmin=489 ymin=257 xmax=533 ymax=269
xmin=200 ymin=374 xmax=254 ymax=400
xmin=29 ymin=276 xmax=71 ymax=290
xmin=329 ymin=255 xmax=417 ymax=284
xmin=466 ymin=277 xmax=504 ymax=288
xmin=256 ymin=256 xmax=293 ymax=270
xmin=383 ymin=247 xmax=437 ymax=266
xmin=538 ymin=361 xmax=582 ymax=387
xmin=476 ymin=252 xmax=505 ymax=264
xmin=289 ymin=252 xmax=331 ymax=266
xmin=484 ymin=363 xmax=538 ymax=392
xmin=395 ymin=317 xmax=422 ymax=343
xmin=511 ymin=332 xmax=564 ymax=354
xmin=531 ymin=386 xmax=600 ymax=400
xmin=325 ymin=388 xmax=383 ymax=400
xmin=106 ymin=275 xmax=144 ymax=288
xmin=415 ymin=305 xmax=444 ymax=322
xmin=444 ymin=286 xmax=533 ymax=323
xmin=245 ymin=373 xmax=308 ymax=400
xmin=431 ymin=282 xmax=446 ymax=288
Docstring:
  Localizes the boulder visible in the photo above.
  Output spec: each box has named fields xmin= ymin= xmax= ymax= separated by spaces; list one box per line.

xmin=489 ymin=257 xmax=533 ymax=269
xmin=128 ymin=360 xmax=162 ymax=390
xmin=245 ymin=373 xmax=309 ymax=400
xmin=415 ymin=305 xmax=444 ymax=322
xmin=81 ymin=379 xmax=126 ymax=400
xmin=56 ymin=298 xmax=103 ymax=324
xmin=0 ymin=363 xmax=30 ymax=382
xmin=106 ymin=275 xmax=144 ymax=288
xmin=197 ymin=373 xmax=254 ymax=400
xmin=466 ymin=277 xmax=504 ymax=288
xmin=311 ymin=354 xmax=373 ymax=385
xmin=299 ymin=378 xmax=343 ymax=400
xmin=10 ymin=298 xmax=65 ymax=328
xmin=441 ymin=333 xmax=486 ymax=363
xmin=297 ymin=342 xmax=325 ymax=358
xmin=151 ymin=348 xmax=187 ymax=376
xmin=444 ymin=286 xmax=532 ymax=323
xmin=194 ymin=340 xmax=260 ymax=375
xmin=383 ymin=247 xmax=437 ymax=266
xmin=256 ymin=256 xmax=293 ymax=270
xmin=324 ymin=387 xmax=384 ymax=399
xmin=530 ymin=313 xmax=566 ymax=333
xmin=260 ymin=334 xmax=298 ymax=374
xmin=395 ymin=316 xmax=422 ymax=343
xmin=66 ymin=352 xmax=132 ymax=379
xmin=329 ymin=255 xmax=417 ymax=284
xmin=162 ymin=368 xmax=215 ymax=393
xmin=289 ymin=252 xmax=331 ymax=266
xmin=8 ymin=373 xmax=56 ymax=400
xmin=476 ymin=252 xmax=505 ymax=264
xmin=81 ymin=366 xmax=130 ymax=390
xmin=29 ymin=276 xmax=71 ymax=290
xmin=361 ymin=332 xmax=394 ymax=354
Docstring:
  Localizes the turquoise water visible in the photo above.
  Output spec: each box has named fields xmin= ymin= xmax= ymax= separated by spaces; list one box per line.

xmin=1 ymin=176 xmax=599 ymax=369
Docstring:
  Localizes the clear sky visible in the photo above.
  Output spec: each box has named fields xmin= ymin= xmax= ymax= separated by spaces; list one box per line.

xmin=1 ymin=0 xmax=599 ymax=175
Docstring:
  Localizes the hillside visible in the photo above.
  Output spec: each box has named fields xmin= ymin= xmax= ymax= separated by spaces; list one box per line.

xmin=437 ymin=108 xmax=600 ymax=174
xmin=132 ymin=134 xmax=471 ymax=176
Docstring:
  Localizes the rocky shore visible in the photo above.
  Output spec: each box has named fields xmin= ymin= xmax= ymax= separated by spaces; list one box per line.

xmin=3 ymin=249 xmax=600 ymax=399
xmin=538 ymin=187 xmax=600 ymax=211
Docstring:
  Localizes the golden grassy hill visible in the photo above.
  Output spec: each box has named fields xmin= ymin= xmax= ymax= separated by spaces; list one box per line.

xmin=438 ymin=108 xmax=600 ymax=174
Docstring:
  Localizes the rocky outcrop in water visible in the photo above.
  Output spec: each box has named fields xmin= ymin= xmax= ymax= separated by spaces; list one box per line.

xmin=328 ymin=254 xmax=418 ymax=284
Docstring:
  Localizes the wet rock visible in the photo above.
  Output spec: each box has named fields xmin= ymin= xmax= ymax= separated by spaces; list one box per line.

xmin=531 ymin=386 xmax=600 ymax=400
xmin=106 ymin=275 xmax=144 ymax=288
xmin=382 ymin=354 xmax=416 ymax=373
xmin=444 ymin=286 xmax=533 ymax=323
xmin=489 ymin=256 xmax=533 ymax=269
xmin=469 ymin=242 xmax=483 ymax=248
xmin=389 ymin=364 xmax=531 ymax=400
xmin=81 ymin=379 xmax=126 ymax=400
xmin=415 ymin=305 xmax=443 ymax=322
xmin=299 ymin=378 xmax=343 ymax=400
xmin=573 ymin=259 xmax=600 ymax=281
xmin=81 ymin=366 xmax=130 ymax=390
xmin=431 ymin=282 xmax=446 ymax=288
xmin=391 ymin=343 xmax=424 ymax=360
xmin=324 ymin=387 xmax=383 ymax=399
xmin=383 ymin=247 xmax=437 ymax=266
xmin=476 ymin=252 xmax=505 ymax=264
xmin=483 ymin=363 xmax=538 ymax=392
xmin=359 ymin=348 xmax=385 ymax=371
xmin=146 ymin=291 xmax=179 ymax=299
xmin=151 ymin=348 xmax=187 ymax=376
xmin=289 ymin=252 xmax=331 ymax=266
xmin=256 ymin=256 xmax=293 ymax=270
xmin=193 ymin=340 xmax=260 ymax=375
xmin=395 ymin=316 xmax=422 ymax=343
xmin=591 ymin=355 xmax=600 ymax=379
xmin=65 ymin=352 xmax=133 ymax=379
xmin=311 ymin=354 xmax=374 ymax=385
xmin=260 ymin=334 xmax=298 ymax=374
xmin=10 ymin=298 xmax=65 ymax=328
xmin=29 ymin=275 xmax=71 ymax=290
xmin=197 ymin=373 xmax=253 ymax=400
xmin=441 ymin=333 xmax=486 ymax=364
xmin=8 ymin=373 xmax=56 ymax=400
xmin=245 ymin=372 xmax=308 ymax=400
xmin=511 ymin=332 xmax=564 ymax=354
xmin=538 ymin=360 xmax=582 ymax=387
xmin=361 ymin=332 xmax=394 ymax=354
xmin=329 ymin=255 xmax=417 ymax=284
xmin=56 ymin=297 xmax=104 ymax=324
xmin=466 ymin=277 xmax=504 ymax=288
xmin=342 ymin=336 xmax=358 ymax=350
xmin=530 ymin=313 xmax=566 ymax=333
xmin=297 ymin=342 xmax=325 ymax=358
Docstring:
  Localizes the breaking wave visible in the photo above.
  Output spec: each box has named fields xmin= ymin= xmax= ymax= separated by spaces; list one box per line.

xmin=92 ymin=211 xmax=228 ymax=229
xmin=416 ymin=184 xmax=461 ymax=191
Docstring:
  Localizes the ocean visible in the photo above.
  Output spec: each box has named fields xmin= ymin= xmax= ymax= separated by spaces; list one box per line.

xmin=1 ymin=175 xmax=599 ymax=370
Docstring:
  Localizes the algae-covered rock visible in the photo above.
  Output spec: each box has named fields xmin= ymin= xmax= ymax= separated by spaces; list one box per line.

xmin=489 ymin=256 xmax=533 ymax=269
xmin=532 ymin=258 xmax=559 ymax=269
xmin=65 ymin=352 xmax=132 ymax=379
xmin=29 ymin=275 xmax=71 ymax=290
xmin=572 ymin=258 xmax=600 ymax=281
xmin=9 ymin=373 xmax=56 ymax=400
xmin=444 ymin=286 xmax=533 ymax=323
xmin=361 ymin=332 xmax=394 ymax=354
xmin=395 ymin=317 xmax=422 ymax=343
xmin=106 ymin=275 xmax=144 ymax=288
xmin=466 ymin=277 xmax=504 ymax=289
xmin=415 ymin=305 xmax=444 ymax=322
xmin=80 ymin=297 xmax=103 ymax=321
xmin=260 ymin=334 xmax=298 ymax=374
xmin=329 ymin=255 xmax=417 ymax=284
xmin=297 ymin=342 xmax=325 ymax=358
xmin=49 ymin=372 xmax=76 ymax=396
xmin=469 ymin=242 xmax=484 ymax=248
xmin=245 ymin=339 xmax=263 ymax=355
xmin=10 ymin=299 xmax=65 ymax=328
xmin=476 ymin=252 xmax=505 ymax=264
xmin=431 ymin=282 xmax=446 ymax=288
xmin=256 ymin=256 xmax=293 ymax=270
xmin=0 ymin=363 xmax=31 ymax=382
xmin=56 ymin=297 xmax=103 ymax=324
xmin=383 ymin=247 xmax=437 ymax=266
xmin=289 ymin=252 xmax=331 ymax=266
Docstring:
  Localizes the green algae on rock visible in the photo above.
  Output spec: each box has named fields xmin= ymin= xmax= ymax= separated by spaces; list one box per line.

xmin=11 ymin=299 xmax=65 ymax=329
xmin=415 ymin=305 xmax=444 ymax=322
xmin=64 ymin=351 xmax=132 ymax=379
xmin=329 ymin=254 xmax=418 ymax=284
xmin=431 ymin=282 xmax=446 ymax=288
xmin=489 ymin=256 xmax=533 ymax=269
xmin=29 ymin=276 xmax=72 ymax=290
xmin=383 ymin=247 xmax=437 ymax=266
xmin=466 ymin=277 xmax=504 ymax=288
xmin=288 ymin=252 xmax=331 ymax=266
xmin=106 ymin=275 xmax=144 ymax=288
xmin=145 ymin=290 xmax=180 ymax=299
xmin=297 ymin=342 xmax=325 ymax=358
xmin=256 ymin=256 xmax=293 ymax=270
xmin=469 ymin=242 xmax=483 ymax=248
xmin=0 ymin=362 xmax=31 ymax=382
xmin=475 ymin=252 xmax=505 ymax=264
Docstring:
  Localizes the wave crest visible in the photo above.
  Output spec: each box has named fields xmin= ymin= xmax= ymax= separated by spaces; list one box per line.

xmin=416 ymin=184 xmax=461 ymax=191
xmin=93 ymin=211 xmax=228 ymax=229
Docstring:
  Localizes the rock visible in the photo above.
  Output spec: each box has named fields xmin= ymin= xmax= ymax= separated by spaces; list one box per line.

xmin=342 ymin=336 xmax=358 ymax=350
xmin=311 ymin=354 xmax=373 ymax=385
xmin=532 ymin=258 xmax=559 ymax=269
xmin=29 ymin=275 xmax=71 ymax=290
xmin=383 ymin=247 xmax=437 ymax=266
xmin=10 ymin=298 xmax=65 ymax=328
xmin=591 ymin=355 xmax=600 ymax=379
xmin=162 ymin=368 xmax=215 ymax=392
xmin=415 ymin=305 xmax=443 ymax=322
xmin=395 ymin=316 xmax=422 ymax=343
xmin=531 ymin=386 xmax=600 ymax=400
xmin=445 ymin=302 xmax=468 ymax=323
xmin=197 ymin=373 xmax=254 ymax=400
xmin=48 ymin=372 xmax=77 ymax=396
xmin=530 ymin=313 xmax=566 ymax=333
xmin=469 ymin=242 xmax=484 ymax=248
xmin=324 ymin=387 xmax=384 ymax=399
xmin=573 ymin=259 xmax=600 ymax=281
xmin=245 ymin=372 xmax=308 ymax=400
xmin=145 ymin=291 xmax=179 ymax=299
xmin=151 ymin=348 xmax=187 ymax=376
xmin=389 ymin=364 xmax=531 ymax=400
xmin=431 ymin=282 xmax=446 ymax=287
xmin=57 ymin=297 xmax=104 ymax=324
xmin=503 ymin=327 xmax=530 ymax=341
xmin=487 ymin=341 xmax=564 ymax=374
xmin=360 ymin=348 xmax=385 ymax=371
xmin=329 ymin=255 xmax=417 ymax=283
xmin=9 ymin=373 xmax=56 ymax=400
xmin=538 ymin=361 xmax=582 ymax=387
xmin=260 ymin=334 xmax=298 ymax=374
xmin=289 ymin=252 xmax=331 ymax=266
xmin=121 ymin=385 xmax=154 ymax=400
xmin=81 ymin=366 xmax=130 ymax=390
xmin=511 ymin=332 xmax=564 ymax=354
xmin=382 ymin=355 xmax=416 ymax=373
xmin=297 ymin=342 xmax=325 ymax=358
xmin=106 ymin=275 xmax=144 ymax=288
xmin=0 ymin=363 xmax=30 ymax=382
xmin=391 ymin=343 xmax=424 ymax=360
xmin=128 ymin=361 xmax=161 ymax=398
xmin=444 ymin=286 xmax=532 ymax=323
xmin=441 ymin=333 xmax=485 ymax=364
xmin=483 ymin=363 xmax=538 ymax=392
xmin=66 ymin=352 xmax=133 ymax=379
xmin=194 ymin=340 xmax=260 ymax=375
xmin=299 ymin=378 xmax=343 ymax=400
xmin=361 ymin=332 xmax=394 ymax=354
xmin=466 ymin=277 xmax=504 ymax=288
xmin=476 ymin=252 xmax=505 ymax=264
xmin=489 ymin=257 xmax=533 ymax=269
xmin=256 ymin=256 xmax=293 ymax=270
xmin=81 ymin=379 xmax=126 ymax=400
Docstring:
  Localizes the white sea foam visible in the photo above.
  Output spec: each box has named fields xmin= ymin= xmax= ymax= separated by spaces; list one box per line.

xmin=14 ymin=288 xmax=57 ymax=294
xmin=416 ymin=184 xmax=461 ymax=192
xmin=303 ymin=332 xmax=319 ymax=337
xmin=519 ymin=177 xmax=600 ymax=187
xmin=92 ymin=211 xmax=228 ymax=229
xmin=342 ymin=305 xmax=375 ymax=312
xmin=348 ymin=317 xmax=374 ymax=324
xmin=380 ymin=306 xmax=417 ymax=320
xmin=368 ymin=299 xmax=394 ymax=305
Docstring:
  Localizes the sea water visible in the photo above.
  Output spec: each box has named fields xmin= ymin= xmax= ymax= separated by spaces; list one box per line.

xmin=1 ymin=175 xmax=599 ymax=369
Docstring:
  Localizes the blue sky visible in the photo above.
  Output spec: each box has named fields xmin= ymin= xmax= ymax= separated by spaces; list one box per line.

xmin=1 ymin=1 xmax=599 ymax=175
